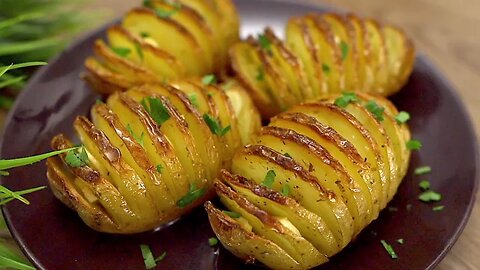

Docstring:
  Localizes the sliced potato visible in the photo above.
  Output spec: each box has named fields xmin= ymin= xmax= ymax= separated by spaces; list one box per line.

xmin=84 ymin=57 xmax=132 ymax=94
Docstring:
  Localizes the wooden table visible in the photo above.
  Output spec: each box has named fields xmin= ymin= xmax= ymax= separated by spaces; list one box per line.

xmin=4 ymin=0 xmax=480 ymax=269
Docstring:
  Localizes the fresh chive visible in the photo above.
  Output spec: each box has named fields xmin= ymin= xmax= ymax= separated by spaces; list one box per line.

xmin=140 ymin=32 xmax=150 ymax=38
xmin=208 ymin=237 xmax=218 ymax=246
xmin=340 ymin=41 xmax=349 ymax=61
xmin=140 ymin=244 xmax=165 ymax=269
xmin=433 ymin=205 xmax=445 ymax=211
xmin=203 ymin=114 xmax=231 ymax=137
xmin=419 ymin=180 xmax=430 ymax=190
xmin=153 ymin=1 xmax=182 ymax=19
xmin=64 ymin=147 xmax=89 ymax=168
xmin=135 ymin=43 xmax=144 ymax=60
xmin=156 ymin=164 xmax=163 ymax=173
xmin=187 ymin=93 xmax=199 ymax=108
xmin=0 ymin=185 xmax=46 ymax=206
xmin=155 ymin=251 xmax=167 ymax=262
xmin=397 ymin=239 xmax=404 ymax=245
xmin=223 ymin=210 xmax=240 ymax=218
xmin=414 ymin=166 xmax=431 ymax=175
xmin=141 ymin=96 xmax=171 ymax=126
xmin=202 ymin=74 xmax=216 ymax=85
xmin=0 ymin=147 xmax=78 ymax=171
xmin=406 ymin=139 xmax=422 ymax=150
xmin=0 ymin=62 xmax=47 ymax=78
xmin=334 ymin=92 xmax=357 ymax=108
xmin=365 ymin=100 xmax=385 ymax=121
xmin=281 ymin=183 xmax=290 ymax=197
xmin=321 ymin=64 xmax=330 ymax=75
xmin=257 ymin=34 xmax=272 ymax=53
xmin=380 ymin=240 xmax=398 ymax=259
xmin=176 ymin=183 xmax=206 ymax=208
xmin=418 ymin=190 xmax=442 ymax=202
xmin=0 ymin=241 xmax=36 ymax=270
xmin=283 ymin=153 xmax=292 ymax=158
xmin=143 ymin=0 xmax=153 ymax=8
xmin=111 ymin=47 xmax=131 ymax=58
xmin=395 ymin=111 xmax=410 ymax=124
xmin=261 ymin=170 xmax=276 ymax=188
xmin=127 ymin=124 xmax=145 ymax=147
xmin=255 ymin=66 xmax=265 ymax=81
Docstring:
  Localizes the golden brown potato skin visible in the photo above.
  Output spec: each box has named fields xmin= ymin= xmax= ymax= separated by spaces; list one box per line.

xmin=230 ymin=13 xmax=415 ymax=119
xmin=206 ymin=92 xmax=411 ymax=269
xmin=47 ymin=82 xmax=260 ymax=234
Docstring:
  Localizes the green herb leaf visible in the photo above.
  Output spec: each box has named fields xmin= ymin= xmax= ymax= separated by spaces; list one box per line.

xmin=223 ymin=210 xmax=241 ymax=218
xmin=126 ymin=124 xmax=145 ymax=147
xmin=397 ymin=239 xmax=404 ymax=245
xmin=380 ymin=240 xmax=398 ymax=259
xmin=0 ymin=185 xmax=46 ymax=206
xmin=188 ymin=93 xmax=199 ymax=108
xmin=414 ymin=166 xmax=431 ymax=175
xmin=0 ymin=62 xmax=47 ymax=78
xmin=0 ymin=147 xmax=78 ymax=171
xmin=155 ymin=251 xmax=167 ymax=262
xmin=135 ymin=43 xmax=144 ymax=60
xmin=0 ymin=241 xmax=35 ymax=270
xmin=256 ymin=66 xmax=265 ymax=81
xmin=258 ymin=34 xmax=272 ymax=53
xmin=321 ymin=64 xmax=330 ymax=75
xmin=156 ymin=164 xmax=163 ymax=173
xmin=111 ymin=47 xmax=131 ymax=58
xmin=334 ymin=92 xmax=357 ymax=108
xmin=418 ymin=190 xmax=442 ymax=202
xmin=365 ymin=100 xmax=385 ymax=121
xmin=143 ymin=0 xmax=153 ymax=8
xmin=202 ymin=74 xmax=216 ymax=85
xmin=141 ymin=96 xmax=171 ymax=126
xmin=419 ymin=180 xmax=430 ymax=190
xmin=281 ymin=183 xmax=290 ymax=197
xmin=95 ymin=99 xmax=103 ymax=104
xmin=64 ymin=147 xmax=89 ymax=168
xmin=203 ymin=114 xmax=231 ymax=137
xmin=406 ymin=139 xmax=422 ymax=150
xmin=395 ymin=111 xmax=410 ymax=124
xmin=261 ymin=170 xmax=276 ymax=188
xmin=433 ymin=205 xmax=445 ymax=211
xmin=340 ymin=41 xmax=349 ymax=61
xmin=140 ymin=244 xmax=157 ymax=269
xmin=208 ymin=237 xmax=218 ymax=246
xmin=283 ymin=152 xmax=292 ymax=158
xmin=176 ymin=183 xmax=206 ymax=208
xmin=140 ymin=32 xmax=150 ymax=38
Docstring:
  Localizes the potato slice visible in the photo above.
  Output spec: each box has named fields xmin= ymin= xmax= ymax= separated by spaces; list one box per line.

xmin=205 ymin=201 xmax=301 ymax=270
xmin=215 ymin=181 xmax=327 ymax=269
xmin=219 ymin=170 xmax=340 ymax=256
xmin=106 ymin=25 xmax=185 ymax=80
xmin=84 ymin=57 xmax=132 ymax=94
xmin=232 ymin=144 xmax=354 ymax=248
xmin=122 ymin=8 xmax=205 ymax=75
xmin=288 ymin=102 xmax=387 ymax=209
xmin=345 ymin=14 xmax=372 ymax=92
xmin=269 ymin=113 xmax=378 ymax=222
xmin=364 ymin=19 xmax=389 ymax=94
xmin=209 ymin=0 xmax=239 ymax=69
xmin=255 ymin=126 xmax=370 ymax=234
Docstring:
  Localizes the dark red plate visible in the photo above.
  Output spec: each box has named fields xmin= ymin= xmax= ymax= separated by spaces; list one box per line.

xmin=1 ymin=0 xmax=478 ymax=269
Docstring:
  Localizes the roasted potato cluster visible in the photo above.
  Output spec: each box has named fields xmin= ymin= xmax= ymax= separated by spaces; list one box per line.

xmin=230 ymin=13 xmax=415 ymax=118
xmin=84 ymin=0 xmax=239 ymax=94
xmin=46 ymin=80 xmax=261 ymax=233
xmin=206 ymin=92 xmax=411 ymax=269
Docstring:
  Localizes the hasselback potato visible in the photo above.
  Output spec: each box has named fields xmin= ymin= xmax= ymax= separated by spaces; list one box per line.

xmin=205 ymin=92 xmax=411 ymax=269
xmin=230 ymin=13 xmax=415 ymax=118
xmin=84 ymin=0 xmax=239 ymax=94
xmin=47 ymin=80 xmax=260 ymax=233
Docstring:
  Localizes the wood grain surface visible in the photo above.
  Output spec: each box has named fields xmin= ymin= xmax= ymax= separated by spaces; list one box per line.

xmin=3 ymin=0 xmax=480 ymax=269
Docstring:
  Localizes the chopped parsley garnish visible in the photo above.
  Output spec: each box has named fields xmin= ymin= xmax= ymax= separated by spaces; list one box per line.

xmin=283 ymin=152 xmax=292 ymax=158
xmin=0 ymin=186 xmax=46 ymax=206
xmin=419 ymin=180 xmax=430 ymax=190
xmin=143 ymin=0 xmax=153 ymax=7
xmin=111 ymin=47 xmax=131 ymax=58
xmin=208 ymin=237 xmax=218 ymax=246
xmin=223 ymin=210 xmax=240 ymax=218
xmin=406 ymin=139 xmax=422 ymax=150
xmin=256 ymin=66 xmax=265 ymax=81
xmin=153 ymin=1 xmax=182 ymax=19
xmin=156 ymin=164 xmax=163 ymax=173
xmin=203 ymin=114 xmax=231 ymax=137
xmin=340 ymin=41 xmax=349 ymax=61
xmin=261 ymin=170 xmax=276 ymax=188
xmin=202 ymin=74 xmax=216 ymax=85
xmin=127 ymin=124 xmax=145 ymax=147
xmin=321 ymin=64 xmax=331 ymax=75
xmin=135 ymin=43 xmax=144 ymax=60
xmin=395 ymin=111 xmax=410 ymax=124
xmin=397 ymin=239 xmax=404 ymax=245
xmin=365 ymin=100 xmax=385 ymax=121
xmin=433 ymin=205 xmax=445 ymax=211
xmin=140 ymin=244 xmax=167 ymax=269
xmin=176 ymin=183 xmax=206 ymax=208
xmin=281 ymin=183 xmax=290 ymax=197
xmin=140 ymin=32 xmax=150 ymax=38
xmin=141 ymin=96 xmax=171 ymax=126
xmin=187 ymin=93 xmax=199 ymax=108
xmin=418 ymin=190 xmax=442 ymax=202
xmin=258 ymin=34 xmax=272 ymax=53
xmin=414 ymin=166 xmax=431 ymax=175
xmin=65 ymin=146 xmax=89 ymax=167
xmin=334 ymin=92 xmax=357 ymax=108
xmin=380 ymin=240 xmax=398 ymax=259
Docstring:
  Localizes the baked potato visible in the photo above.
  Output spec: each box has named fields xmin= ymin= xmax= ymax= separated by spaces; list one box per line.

xmin=84 ymin=0 xmax=239 ymax=94
xmin=230 ymin=13 xmax=415 ymax=118
xmin=46 ymin=81 xmax=260 ymax=234
xmin=206 ymin=92 xmax=411 ymax=269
